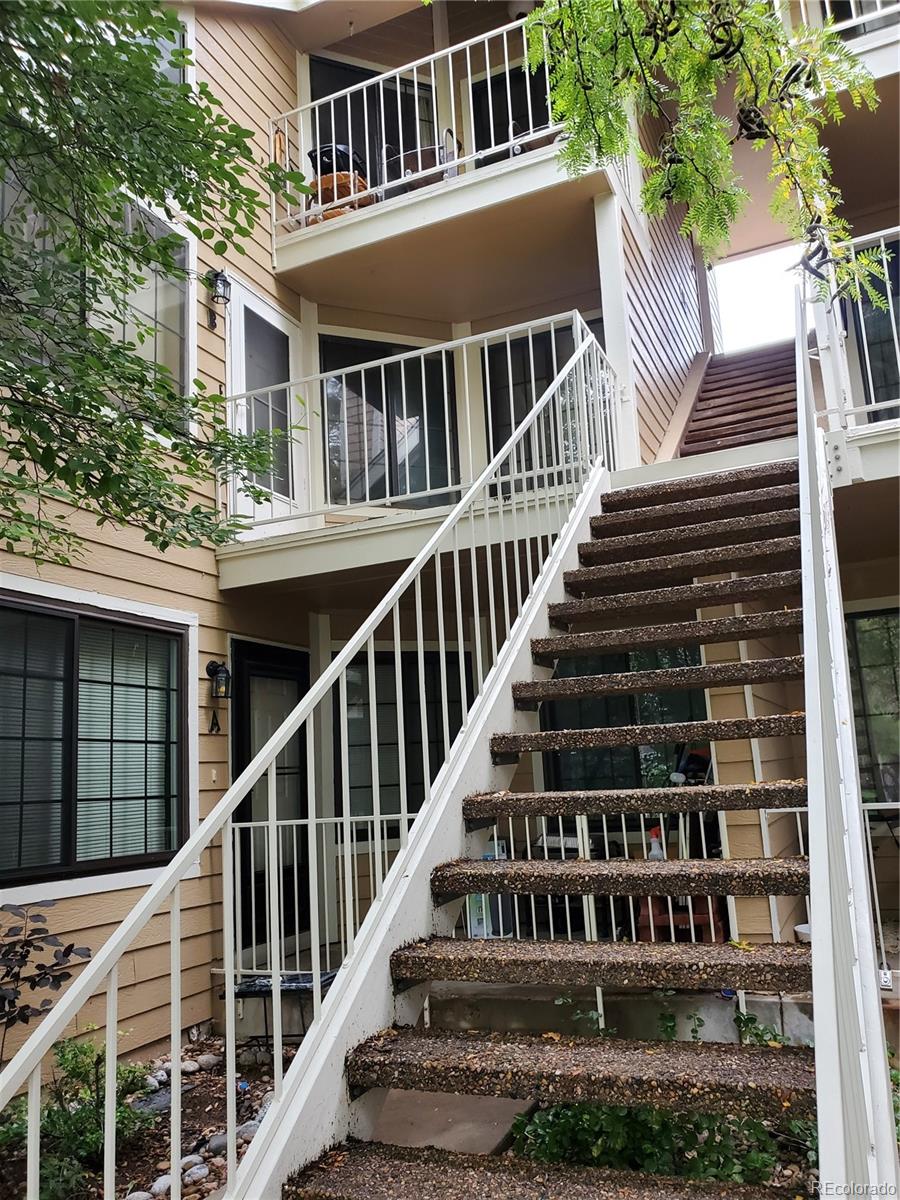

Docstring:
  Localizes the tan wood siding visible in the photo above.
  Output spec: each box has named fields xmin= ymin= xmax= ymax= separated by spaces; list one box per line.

xmin=0 ymin=10 xmax=310 ymax=1064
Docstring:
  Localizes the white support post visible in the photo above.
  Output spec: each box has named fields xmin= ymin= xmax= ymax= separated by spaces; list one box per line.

xmin=452 ymin=321 xmax=489 ymax=483
xmin=299 ymin=297 xmax=324 ymax=512
xmin=592 ymin=193 xmax=641 ymax=468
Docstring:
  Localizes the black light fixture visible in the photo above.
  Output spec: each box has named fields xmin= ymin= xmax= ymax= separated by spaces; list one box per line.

xmin=205 ymin=269 xmax=231 ymax=330
xmin=206 ymin=659 xmax=232 ymax=700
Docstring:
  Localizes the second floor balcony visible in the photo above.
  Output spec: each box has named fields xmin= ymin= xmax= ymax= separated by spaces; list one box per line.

xmin=219 ymin=310 xmax=620 ymax=587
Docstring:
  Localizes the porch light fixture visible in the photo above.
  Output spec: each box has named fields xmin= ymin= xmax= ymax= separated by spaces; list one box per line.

xmin=205 ymin=269 xmax=231 ymax=330
xmin=206 ymin=659 xmax=232 ymax=700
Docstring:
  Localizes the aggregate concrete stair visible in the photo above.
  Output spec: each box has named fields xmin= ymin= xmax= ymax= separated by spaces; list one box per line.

xmin=532 ymin=609 xmax=802 ymax=664
xmin=289 ymin=1141 xmax=790 ymax=1200
xmin=576 ymin=509 xmax=799 ymax=565
xmin=345 ymin=1028 xmax=816 ymax=1119
xmin=431 ymin=856 xmax=810 ymax=903
xmin=562 ymin=538 xmax=800 ymax=596
xmin=462 ymin=780 xmax=808 ymax=821
xmin=291 ymin=457 xmax=815 ymax=1199
xmin=590 ymin=482 xmax=799 ymax=536
xmin=391 ymin=937 xmax=813 ymax=992
xmin=548 ymin=569 xmax=801 ymax=625
xmin=680 ymin=345 xmax=797 ymax=456
xmin=602 ymin=460 xmax=797 ymax=510
xmin=491 ymin=714 xmax=805 ymax=761
xmin=512 ymin=655 xmax=804 ymax=707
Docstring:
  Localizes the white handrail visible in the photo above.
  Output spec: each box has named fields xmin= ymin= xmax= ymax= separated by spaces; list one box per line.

xmin=796 ymin=287 xmax=899 ymax=1189
xmin=1 ymin=315 xmax=617 ymax=1199
xmin=810 ymin=224 xmax=900 ymax=430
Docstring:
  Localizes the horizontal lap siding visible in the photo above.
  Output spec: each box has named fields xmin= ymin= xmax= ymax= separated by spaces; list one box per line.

xmin=622 ymin=136 xmax=704 ymax=461
xmin=0 ymin=13 xmax=308 ymax=1063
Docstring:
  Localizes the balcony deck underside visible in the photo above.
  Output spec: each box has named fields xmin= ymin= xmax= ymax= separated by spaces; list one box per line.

xmin=273 ymin=154 xmax=611 ymax=324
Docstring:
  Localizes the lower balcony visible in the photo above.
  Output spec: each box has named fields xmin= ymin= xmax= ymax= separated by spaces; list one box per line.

xmin=218 ymin=310 xmax=618 ymax=589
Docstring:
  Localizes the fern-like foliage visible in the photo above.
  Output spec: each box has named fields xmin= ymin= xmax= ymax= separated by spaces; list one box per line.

xmin=525 ymin=0 xmax=883 ymax=303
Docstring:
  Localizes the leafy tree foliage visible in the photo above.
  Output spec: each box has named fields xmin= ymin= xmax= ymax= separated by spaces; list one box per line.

xmin=0 ymin=0 xmax=305 ymax=564
xmin=525 ymin=0 xmax=883 ymax=299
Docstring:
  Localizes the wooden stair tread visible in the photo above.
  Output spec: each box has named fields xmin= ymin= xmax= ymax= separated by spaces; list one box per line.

xmin=345 ymin=1028 xmax=816 ymax=1120
xmin=289 ymin=1141 xmax=790 ymax=1200
xmin=430 ymin=856 xmax=810 ymax=900
xmin=391 ymin=936 xmax=813 ymax=992
xmin=462 ymin=780 xmax=808 ymax=820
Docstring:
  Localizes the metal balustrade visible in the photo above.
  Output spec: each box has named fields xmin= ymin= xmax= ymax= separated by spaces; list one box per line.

xmin=0 ymin=314 xmax=618 ymax=1200
xmin=795 ymin=286 xmax=898 ymax=1188
xmin=789 ymin=0 xmax=900 ymax=35
xmin=810 ymin=225 xmax=900 ymax=430
xmin=270 ymin=18 xmax=561 ymax=240
xmin=225 ymin=311 xmax=612 ymax=527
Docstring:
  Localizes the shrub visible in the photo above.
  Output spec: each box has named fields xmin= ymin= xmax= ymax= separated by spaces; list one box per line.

xmin=510 ymin=1103 xmax=803 ymax=1184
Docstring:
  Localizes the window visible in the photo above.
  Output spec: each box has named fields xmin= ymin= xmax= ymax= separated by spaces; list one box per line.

xmin=847 ymin=610 xmax=899 ymax=806
xmin=118 ymin=205 xmax=189 ymax=395
xmin=0 ymin=600 xmax=185 ymax=882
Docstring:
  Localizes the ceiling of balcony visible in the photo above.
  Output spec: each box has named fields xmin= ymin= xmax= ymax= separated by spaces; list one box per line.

xmin=717 ymin=71 xmax=899 ymax=260
xmin=275 ymin=166 xmax=609 ymax=327
xmin=198 ymin=0 xmax=423 ymax=53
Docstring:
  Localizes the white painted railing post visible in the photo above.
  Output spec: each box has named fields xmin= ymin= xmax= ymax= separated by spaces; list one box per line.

xmin=796 ymin=288 xmax=899 ymax=1190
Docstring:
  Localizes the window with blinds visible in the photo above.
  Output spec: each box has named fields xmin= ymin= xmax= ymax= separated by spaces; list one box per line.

xmin=0 ymin=601 xmax=184 ymax=882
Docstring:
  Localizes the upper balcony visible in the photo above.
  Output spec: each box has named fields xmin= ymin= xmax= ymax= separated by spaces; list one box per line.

xmin=783 ymin=1 xmax=900 ymax=74
xmin=266 ymin=16 xmax=633 ymax=319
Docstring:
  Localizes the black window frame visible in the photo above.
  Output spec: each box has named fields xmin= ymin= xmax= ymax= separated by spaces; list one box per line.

xmin=0 ymin=592 xmax=189 ymax=885
xmin=846 ymin=606 xmax=900 ymax=808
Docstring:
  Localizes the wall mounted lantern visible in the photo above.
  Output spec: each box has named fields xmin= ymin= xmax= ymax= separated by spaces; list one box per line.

xmin=206 ymin=659 xmax=232 ymax=700
xmin=205 ymin=269 xmax=231 ymax=330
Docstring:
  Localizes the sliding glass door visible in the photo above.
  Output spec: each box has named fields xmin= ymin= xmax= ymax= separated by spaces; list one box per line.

xmin=320 ymin=335 xmax=458 ymax=508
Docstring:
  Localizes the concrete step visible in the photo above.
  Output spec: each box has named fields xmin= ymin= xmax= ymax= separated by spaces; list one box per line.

xmin=563 ymin=538 xmax=800 ymax=597
xmin=512 ymin=657 xmax=804 ymax=709
xmin=430 ymin=856 xmax=810 ymax=902
xmin=531 ymin=610 xmax=803 ymax=666
xmin=289 ymin=1141 xmax=791 ymax=1200
xmin=492 ymin=715 xmax=805 ymax=761
xmin=590 ymin=484 xmax=799 ymax=537
xmin=549 ymin=570 xmax=801 ymax=626
xmin=462 ymin=780 xmax=808 ymax=823
xmin=345 ymin=1028 xmax=816 ymax=1120
xmin=603 ymin=461 xmax=797 ymax=512
xmin=577 ymin=510 xmax=799 ymax=566
xmin=391 ymin=936 xmax=813 ymax=993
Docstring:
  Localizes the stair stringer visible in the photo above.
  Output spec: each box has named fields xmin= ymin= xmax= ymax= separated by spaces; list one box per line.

xmin=231 ymin=462 xmax=612 ymax=1200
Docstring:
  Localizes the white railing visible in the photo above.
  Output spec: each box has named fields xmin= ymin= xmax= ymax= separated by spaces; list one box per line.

xmin=811 ymin=226 xmax=900 ymax=430
xmin=796 ymin=287 xmax=899 ymax=1189
xmin=226 ymin=311 xmax=616 ymax=526
xmin=270 ymin=17 xmax=561 ymax=239
xmin=789 ymin=0 xmax=900 ymax=35
xmin=0 ymin=317 xmax=618 ymax=1200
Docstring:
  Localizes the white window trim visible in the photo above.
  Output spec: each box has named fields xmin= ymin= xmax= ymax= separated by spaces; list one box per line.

xmin=0 ymin=573 xmax=201 ymax=903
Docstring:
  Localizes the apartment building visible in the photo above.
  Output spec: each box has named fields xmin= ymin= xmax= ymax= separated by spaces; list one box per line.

xmin=1 ymin=1 xmax=898 ymax=1197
